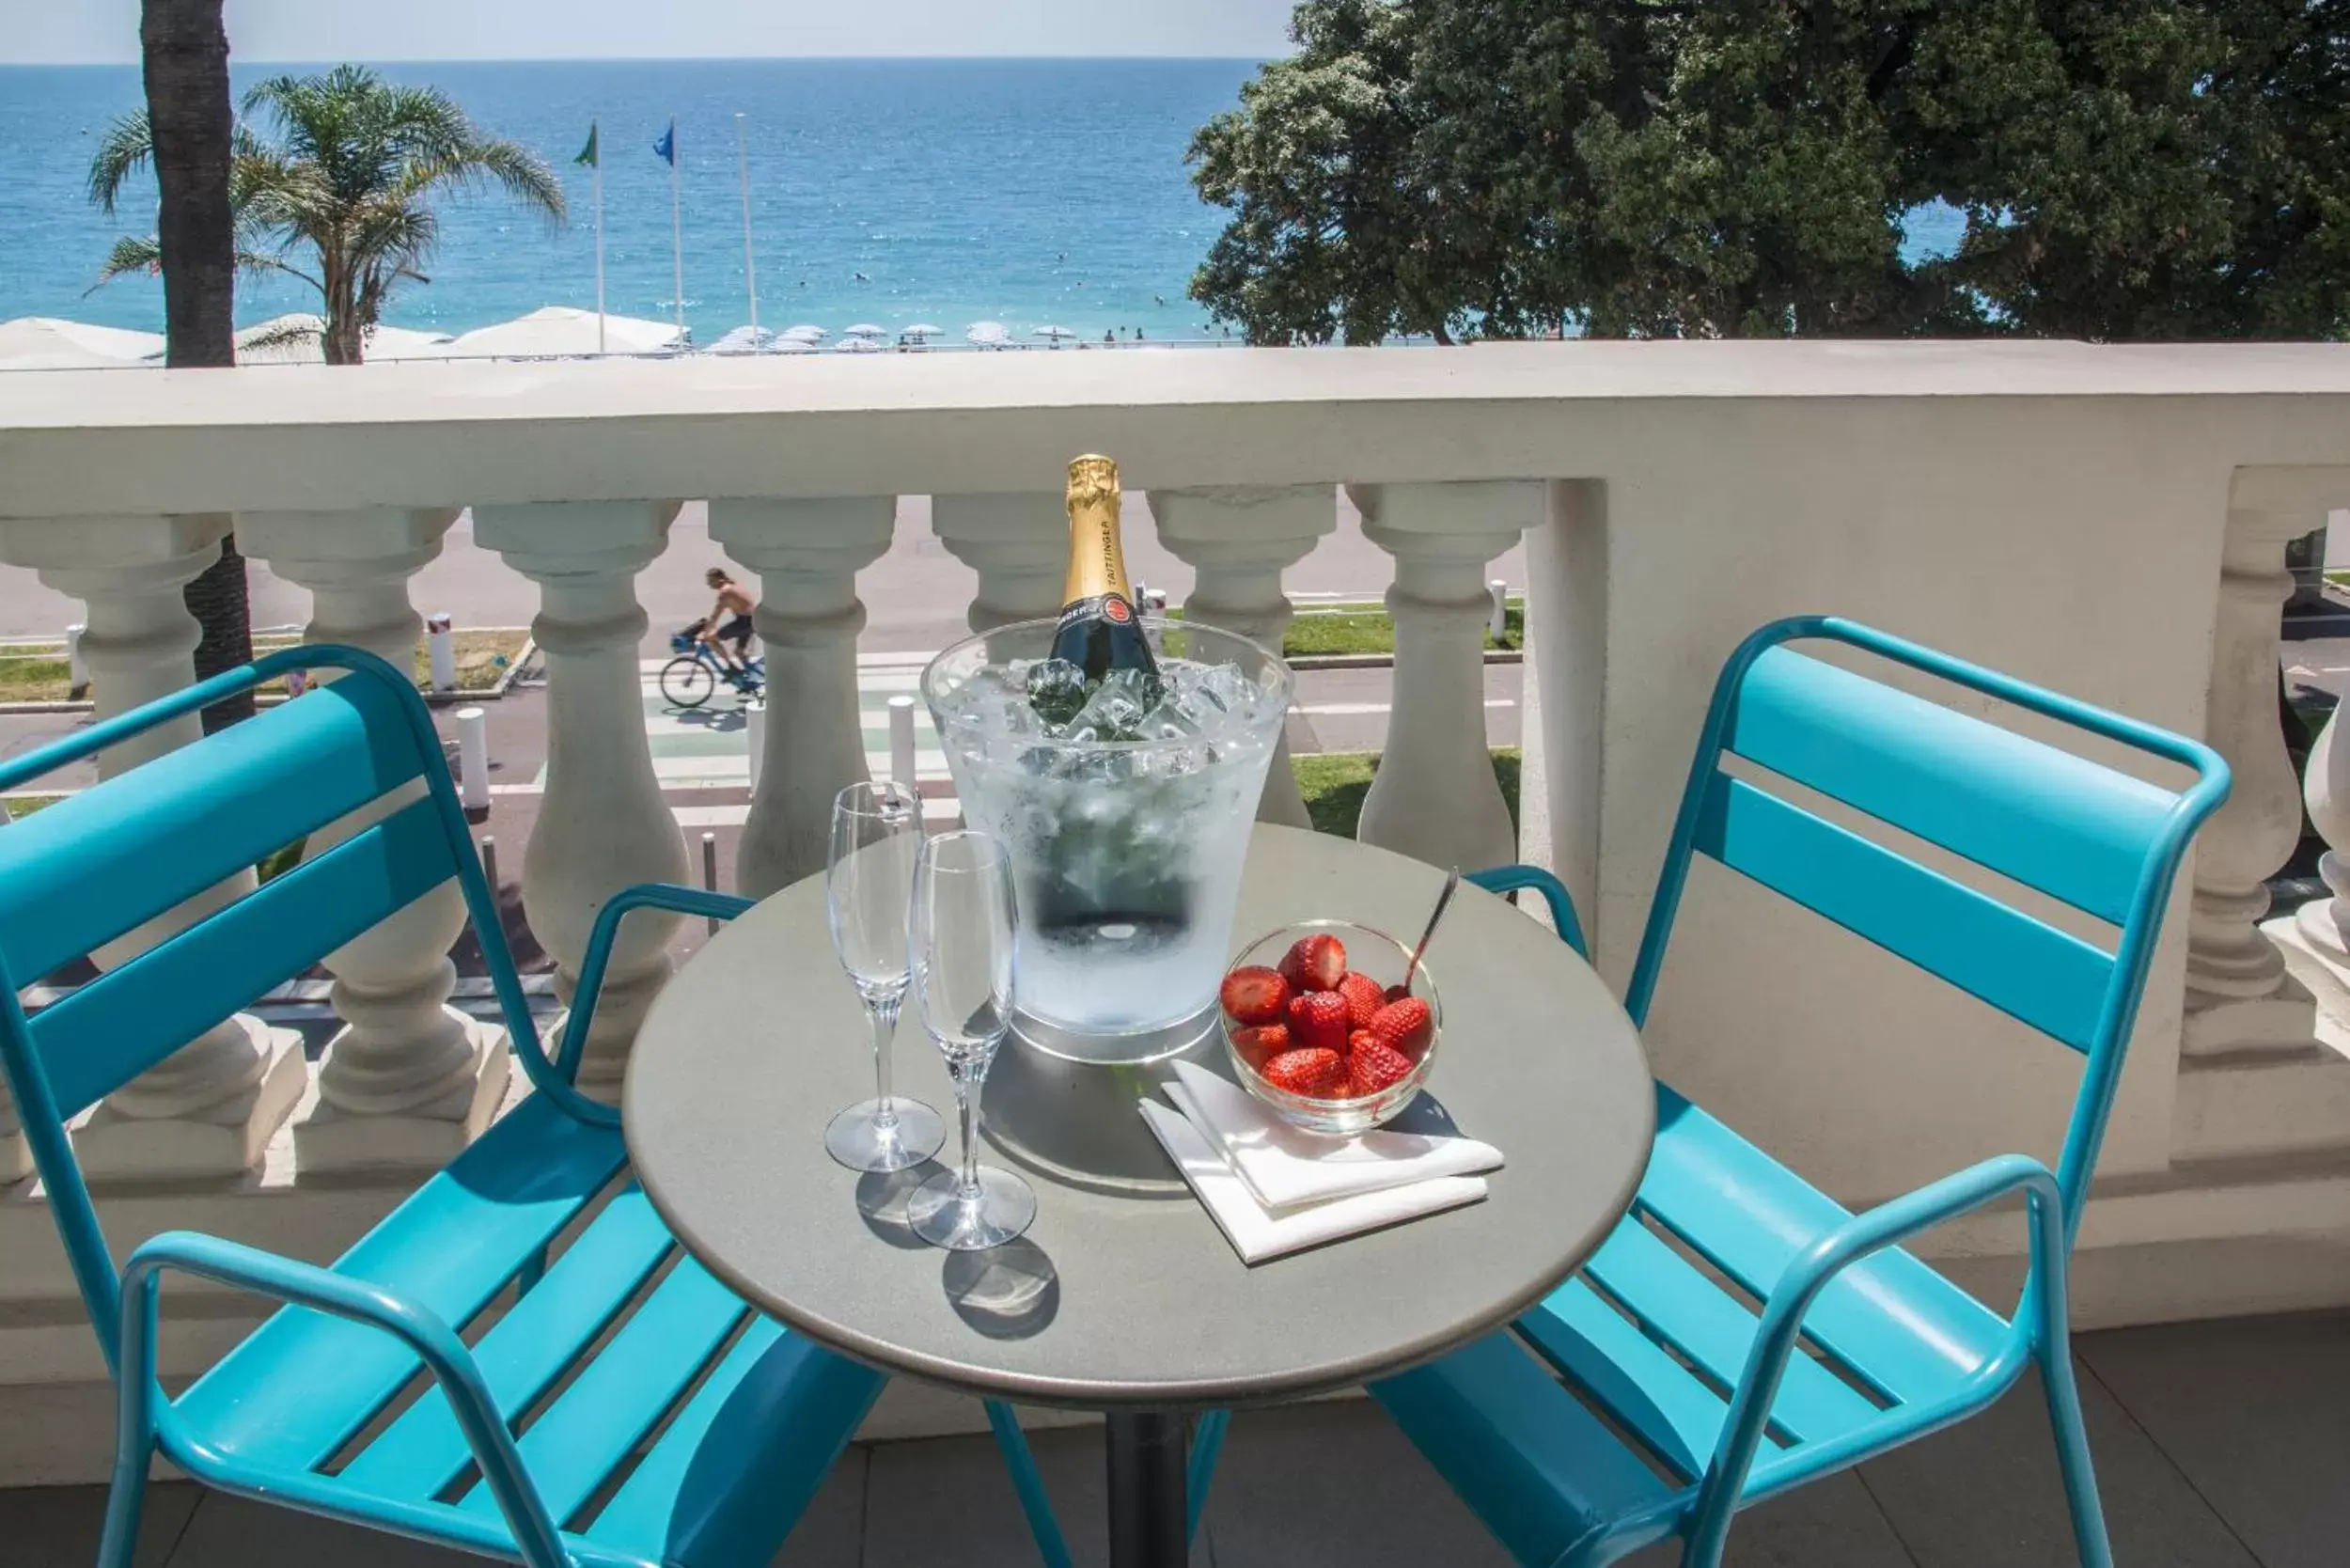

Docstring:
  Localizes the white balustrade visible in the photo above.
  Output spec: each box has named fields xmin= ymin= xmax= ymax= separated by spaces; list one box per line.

xmin=2183 ymin=501 xmax=2319 ymax=1055
xmin=932 ymin=493 xmax=1065 ymax=632
xmin=1152 ymin=485 xmax=1337 ymax=828
xmin=237 ymin=509 xmax=512 ymax=1172
xmin=474 ymin=501 xmax=689 ymax=1098
xmin=0 ymin=514 xmax=304 ymax=1179
xmin=708 ymin=497 xmax=895 ymax=895
xmin=4 ymin=345 xmax=2350 ymax=1356
xmin=1347 ymin=481 xmax=1546 ymax=871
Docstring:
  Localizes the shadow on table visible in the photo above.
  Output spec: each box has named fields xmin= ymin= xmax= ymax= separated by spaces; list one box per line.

xmin=854 ymin=1162 xmax=1061 ymax=1338
xmin=1383 ymin=1091 xmax=1465 ymax=1140
xmin=856 ymin=1162 xmax=949 ymax=1250
xmin=943 ymin=1239 xmax=1059 ymax=1340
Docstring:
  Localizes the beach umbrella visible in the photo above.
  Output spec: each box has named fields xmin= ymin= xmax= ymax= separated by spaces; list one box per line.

xmin=835 ymin=336 xmax=884 ymax=353
xmin=780 ymin=323 xmax=827 ymax=343
xmin=965 ymin=321 xmax=1012 ymax=348
xmin=709 ymin=324 xmax=777 ymax=355
xmin=768 ymin=337 xmax=817 ymax=354
xmin=842 ymin=322 xmax=886 ymax=338
xmin=231 ymin=313 xmax=457 ymax=364
xmin=0 ymin=316 xmax=164 ymax=369
xmin=441 ymin=306 xmax=682 ymax=359
xmin=902 ymin=323 xmax=944 ymax=338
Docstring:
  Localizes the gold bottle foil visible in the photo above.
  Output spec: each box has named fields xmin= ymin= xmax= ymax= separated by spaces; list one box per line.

xmin=1061 ymin=453 xmax=1136 ymax=606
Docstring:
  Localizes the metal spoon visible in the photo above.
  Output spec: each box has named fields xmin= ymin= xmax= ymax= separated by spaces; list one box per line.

xmin=1403 ymin=867 xmax=1461 ymax=993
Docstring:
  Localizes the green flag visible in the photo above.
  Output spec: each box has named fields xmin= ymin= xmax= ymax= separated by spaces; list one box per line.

xmin=574 ymin=122 xmax=599 ymax=167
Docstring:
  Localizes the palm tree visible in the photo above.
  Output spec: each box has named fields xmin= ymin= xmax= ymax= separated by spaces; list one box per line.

xmin=127 ymin=0 xmax=250 ymax=729
xmin=89 ymin=64 xmax=566 ymax=365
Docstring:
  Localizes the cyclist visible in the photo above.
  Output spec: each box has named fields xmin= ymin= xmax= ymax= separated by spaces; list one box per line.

xmin=697 ymin=569 xmax=759 ymax=677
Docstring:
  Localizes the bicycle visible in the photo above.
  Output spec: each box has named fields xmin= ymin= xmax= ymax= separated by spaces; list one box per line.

xmin=659 ymin=625 xmax=765 ymax=709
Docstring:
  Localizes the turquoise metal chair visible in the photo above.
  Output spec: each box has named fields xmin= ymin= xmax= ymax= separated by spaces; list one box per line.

xmin=1370 ymin=616 xmax=2229 ymax=1568
xmin=0 ymin=645 xmax=1063 ymax=1568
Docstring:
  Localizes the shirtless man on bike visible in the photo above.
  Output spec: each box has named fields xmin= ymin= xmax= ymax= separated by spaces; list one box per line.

xmin=697 ymin=569 xmax=759 ymax=674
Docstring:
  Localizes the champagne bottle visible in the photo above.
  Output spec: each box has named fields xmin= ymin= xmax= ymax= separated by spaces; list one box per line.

xmin=1028 ymin=453 xmax=1162 ymax=728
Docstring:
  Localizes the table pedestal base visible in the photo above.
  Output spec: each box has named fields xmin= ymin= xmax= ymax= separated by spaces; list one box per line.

xmin=1105 ymin=1410 xmax=1190 ymax=1568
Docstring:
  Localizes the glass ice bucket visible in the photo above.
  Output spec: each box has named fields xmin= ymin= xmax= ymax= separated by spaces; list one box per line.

xmin=922 ymin=616 xmax=1292 ymax=1066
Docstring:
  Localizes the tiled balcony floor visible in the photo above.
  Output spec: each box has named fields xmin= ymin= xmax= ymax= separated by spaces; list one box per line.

xmin=8 ymin=1308 xmax=2342 ymax=1567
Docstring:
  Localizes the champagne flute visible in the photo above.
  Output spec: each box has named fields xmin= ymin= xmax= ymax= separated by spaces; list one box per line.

xmin=904 ymin=829 xmax=1036 ymax=1251
xmin=822 ymin=780 xmax=945 ymax=1172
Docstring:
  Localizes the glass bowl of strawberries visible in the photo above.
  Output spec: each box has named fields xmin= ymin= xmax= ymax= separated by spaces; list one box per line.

xmin=1217 ymin=920 xmax=1440 ymax=1136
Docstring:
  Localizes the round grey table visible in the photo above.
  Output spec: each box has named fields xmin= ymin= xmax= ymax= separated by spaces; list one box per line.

xmin=625 ymin=823 xmax=1653 ymax=1568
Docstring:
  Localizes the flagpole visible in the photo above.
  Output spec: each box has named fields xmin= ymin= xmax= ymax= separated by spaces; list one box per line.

xmin=734 ymin=112 xmax=759 ymax=338
xmin=667 ymin=118 xmax=685 ymax=342
xmin=593 ymin=139 xmax=606 ymax=355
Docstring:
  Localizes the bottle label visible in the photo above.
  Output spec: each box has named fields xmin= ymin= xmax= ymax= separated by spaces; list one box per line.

xmin=1057 ymin=592 xmax=1135 ymax=632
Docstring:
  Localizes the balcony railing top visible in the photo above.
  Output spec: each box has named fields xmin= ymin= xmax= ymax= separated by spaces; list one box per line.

xmin=5 ymin=340 xmax=2350 ymax=520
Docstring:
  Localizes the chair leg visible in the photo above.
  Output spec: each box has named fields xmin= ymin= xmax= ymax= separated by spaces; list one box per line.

xmin=983 ymin=1400 xmax=1073 ymax=1568
xmin=2039 ymin=1350 xmax=2117 ymax=1568
xmin=1184 ymin=1409 xmax=1229 ymax=1545
xmin=95 ymin=1403 xmax=154 ymax=1568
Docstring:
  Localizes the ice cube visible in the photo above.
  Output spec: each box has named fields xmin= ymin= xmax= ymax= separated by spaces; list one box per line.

xmin=1064 ymin=672 xmax=1152 ymax=741
xmin=1026 ymin=658 xmax=1089 ymax=730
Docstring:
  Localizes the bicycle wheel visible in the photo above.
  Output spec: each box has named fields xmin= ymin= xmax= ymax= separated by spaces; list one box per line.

xmin=659 ymin=655 xmax=715 ymax=709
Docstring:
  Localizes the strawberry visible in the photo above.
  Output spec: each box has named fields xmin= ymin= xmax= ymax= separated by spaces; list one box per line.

xmin=1230 ymin=1023 xmax=1289 ymax=1070
xmin=1260 ymin=1046 xmax=1345 ymax=1099
xmin=1336 ymin=971 xmax=1386 ymax=1028
xmin=1277 ymin=933 xmax=1347 ymax=993
xmin=1219 ymin=965 xmax=1290 ymax=1026
xmin=1286 ymin=990 xmax=1353 ymax=1054
xmin=1347 ymin=1034 xmax=1414 ymax=1097
xmin=1366 ymin=996 xmax=1434 ymax=1058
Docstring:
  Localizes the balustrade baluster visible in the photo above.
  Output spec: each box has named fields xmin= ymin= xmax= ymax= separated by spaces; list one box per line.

xmin=1152 ymin=485 xmax=1336 ymax=828
xmin=708 ymin=497 xmax=896 ymax=895
xmin=0 ymin=515 xmax=303 ymax=1178
xmin=239 ymin=509 xmax=512 ymax=1170
xmin=1348 ymin=481 xmax=1546 ymax=871
xmin=474 ymin=502 xmax=688 ymax=1098
xmin=932 ymin=493 xmax=1065 ymax=633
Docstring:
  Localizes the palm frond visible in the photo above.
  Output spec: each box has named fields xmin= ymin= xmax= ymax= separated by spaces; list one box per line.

xmin=86 ymin=111 xmax=154 ymax=215
xmin=238 ymin=317 xmax=324 ymax=353
xmin=86 ymin=234 xmax=162 ymax=292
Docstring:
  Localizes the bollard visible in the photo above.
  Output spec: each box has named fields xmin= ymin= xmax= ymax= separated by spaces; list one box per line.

xmin=888 ymin=694 xmax=917 ymax=790
xmin=478 ymin=835 xmax=499 ymax=895
xmin=1133 ymin=581 xmax=1150 ymax=613
xmin=744 ymin=699 xmax=766 ymax=797
xmin=455 ymin=706 xmax=491 ymax=811
xmin=426 ymin=612 xmax=456 ymax=692
xmin=701 ymin=832 xmax=721 ymax=933
xmin=64 ymin=623 xmax=87 ymax=699
xmin=1488 ymin=579 xmax=1509 ymax=643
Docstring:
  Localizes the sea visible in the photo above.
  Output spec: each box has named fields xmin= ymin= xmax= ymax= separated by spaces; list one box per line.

xmin=0 ymin=56 xmax=1967 ymax=348
xmin=0 ymin=57 xmax=1262 ymax=346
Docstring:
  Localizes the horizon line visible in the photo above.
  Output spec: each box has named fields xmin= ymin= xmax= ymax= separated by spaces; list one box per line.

xmin=0 ymin=53 xmax=1279 ymax=68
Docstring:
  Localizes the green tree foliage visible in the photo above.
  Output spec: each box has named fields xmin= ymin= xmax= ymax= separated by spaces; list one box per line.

xmin=1190 ymin=0 xmax=2350 ymax=342
xmin=91 ymin=65 xmax=565 ymax=364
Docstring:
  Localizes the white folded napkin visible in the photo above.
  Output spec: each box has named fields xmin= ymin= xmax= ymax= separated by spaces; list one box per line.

xmin=1166 ymin=1060 xmax=1504 ymax=1210
xmin=1139 ymin=1089 xmax=1490 ymax=1265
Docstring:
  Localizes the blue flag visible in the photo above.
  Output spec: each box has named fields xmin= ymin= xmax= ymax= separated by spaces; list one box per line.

xmin=653 ymin=119 xmax=676 ymax=166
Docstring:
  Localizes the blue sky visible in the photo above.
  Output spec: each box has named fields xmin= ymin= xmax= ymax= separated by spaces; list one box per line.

xmin=2 ymin=0 xmax=1299 ymax=64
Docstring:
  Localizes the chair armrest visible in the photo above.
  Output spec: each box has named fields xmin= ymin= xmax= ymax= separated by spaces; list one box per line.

xmin=1684 ymin=1153 xmax=2064 ymax=1552
xmin=1466 ymin=864 xmax=1589 ymax=957
xmin=535 ymin=882 xmax=756 ymax=1096
xmin=120 ymin=1231 xmax=570 ymax=1567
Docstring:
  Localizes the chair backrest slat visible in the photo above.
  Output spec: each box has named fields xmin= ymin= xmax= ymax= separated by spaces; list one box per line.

xmin=0 ymin=673 xmax=425 ymax=983
xmin=35 ymin=795 xmax=455 ymax=1118
xmin=1725 ymin=646 xmax=2179 ymax=926
xmin=1693 ymin=772 xmax=2116 ymax=1051
xmin=1630 ymin=619 xmax=2228 ymax=1245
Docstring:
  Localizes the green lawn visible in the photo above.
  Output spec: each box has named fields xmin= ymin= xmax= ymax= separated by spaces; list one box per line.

xmin=1281 ymin=603 xmax=1524 ymax=658
xmin=1292 ymin=748 xmax=1521 ymax=840
xmin=0 ymin=628 xmax=529 ymax=705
